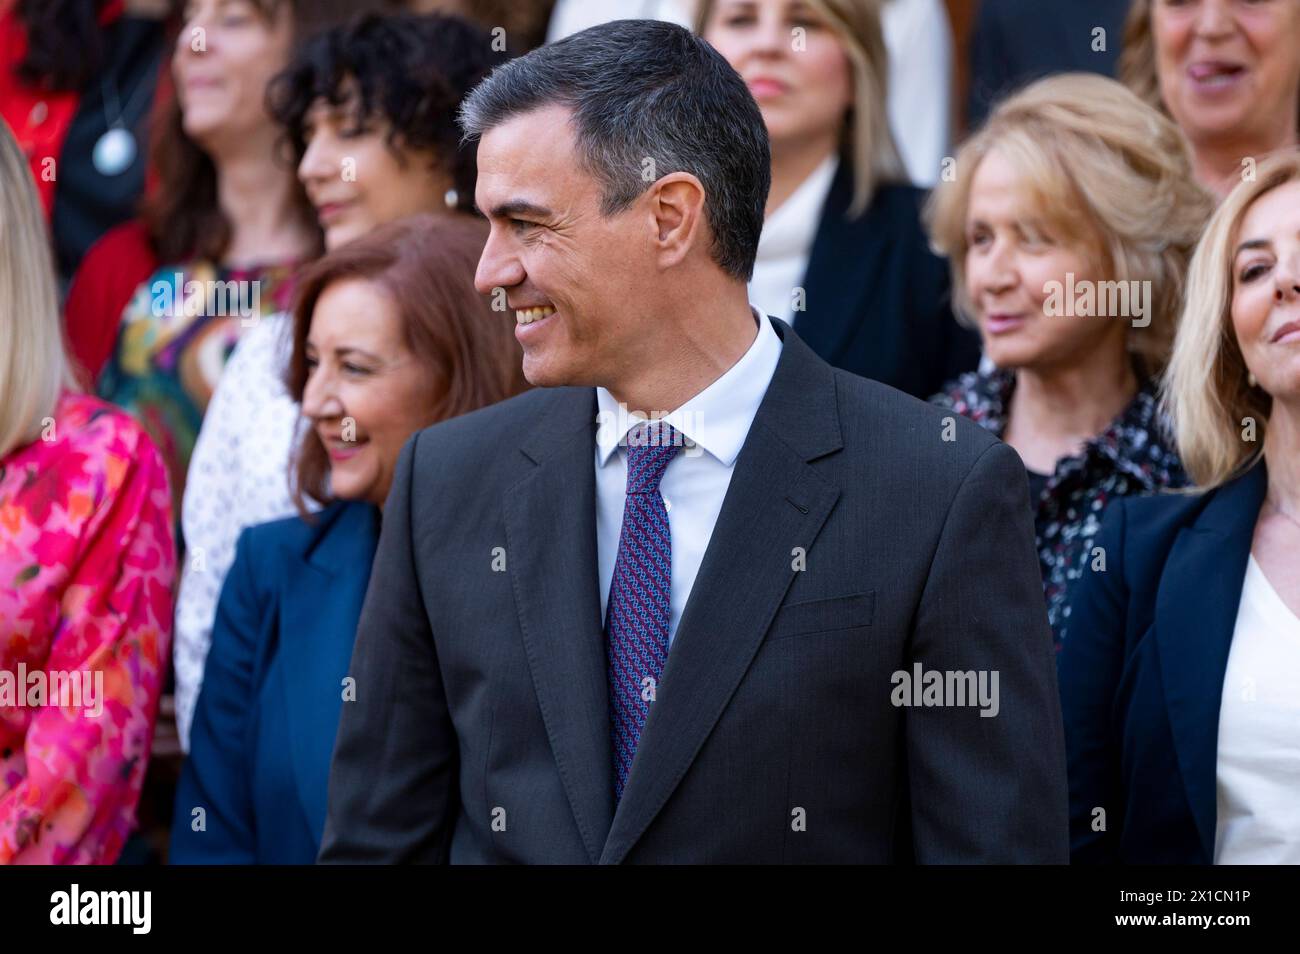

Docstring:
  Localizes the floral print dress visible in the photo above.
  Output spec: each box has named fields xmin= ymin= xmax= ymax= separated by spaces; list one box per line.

xmin=96 ymin=259 xmax=296 ymax=541
xmin=0 ymin=391 xmax=175 ymax=863
xmin=932 ymin=369 xmax=1187 ymax=650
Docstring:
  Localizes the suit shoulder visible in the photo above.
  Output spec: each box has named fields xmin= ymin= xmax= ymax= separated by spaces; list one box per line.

xmin=410 ymin=387 xmax=586 ymax=459
xmin=834 ymin=369 xmax=1002 ymax=462
xmin=241 ymin=499 xmax=373 ymax=552
xmin=1084 ymin=488 xmax=1216 ymax=606
xmin=235 ymin=508 xmax=345 ymax=590
xmin=240 ymin=510 xmax=317 ymax=552
xmin=1105 ymin=485 xmax=1213 ymax=543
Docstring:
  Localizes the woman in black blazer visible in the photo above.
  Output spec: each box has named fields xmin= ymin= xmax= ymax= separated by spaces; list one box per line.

xmin=697 ymin=0 xmax=978 ymax=398
xmin=1062 ymin=153 xmax=1300 ymax=864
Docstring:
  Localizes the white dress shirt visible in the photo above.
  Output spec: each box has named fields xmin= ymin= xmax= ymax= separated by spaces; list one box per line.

xmin=747 ymin=155 xmax=837 ymax=326
xmin=595 ymin=308 xmax=783 ymax=646
xmin=1214 ymin=554 xmax=1300 ymax=863
xmin=173 ymin=311 xmax=313 ymax=751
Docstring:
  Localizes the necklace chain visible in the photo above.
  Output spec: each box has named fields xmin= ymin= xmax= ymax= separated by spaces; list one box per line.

xmin=101 ymin=65 xmax=154 ymax=131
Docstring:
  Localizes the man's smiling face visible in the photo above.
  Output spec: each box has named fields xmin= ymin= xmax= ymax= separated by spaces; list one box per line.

xmin=473 ymin=104 xmax=657 ymax=390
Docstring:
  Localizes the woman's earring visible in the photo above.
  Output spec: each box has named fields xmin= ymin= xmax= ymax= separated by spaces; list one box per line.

xmin=444 ymin=188 xmax=459 ymax=210
xmin=1248 ymin=371 xmax=1259 ymax=388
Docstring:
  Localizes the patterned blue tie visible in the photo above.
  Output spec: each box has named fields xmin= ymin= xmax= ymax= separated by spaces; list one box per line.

xmin=607 ymin=421 xmax=680 ymax=801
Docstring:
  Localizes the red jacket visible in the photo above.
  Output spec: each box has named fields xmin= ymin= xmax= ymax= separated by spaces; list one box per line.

xmin=0 ymin=0 xmax=125 ymax=216
xmin=64 ymin=218 xmax=158 ymax=386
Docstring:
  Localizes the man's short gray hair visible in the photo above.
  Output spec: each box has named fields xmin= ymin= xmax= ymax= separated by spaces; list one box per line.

xmin=459 ymin=19 xmax=770 ymax=281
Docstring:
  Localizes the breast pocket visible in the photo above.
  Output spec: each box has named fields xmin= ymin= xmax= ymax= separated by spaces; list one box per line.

xmin=767 ymin=591 xmax=875 ymax=640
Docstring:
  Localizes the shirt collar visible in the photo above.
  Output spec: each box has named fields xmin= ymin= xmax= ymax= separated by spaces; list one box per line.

xmin=595 ymin=307 xmax=783 ymax=467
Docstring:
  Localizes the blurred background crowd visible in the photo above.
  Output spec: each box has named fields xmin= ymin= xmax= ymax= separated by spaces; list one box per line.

xmin=0 ymin=0 xmax=1297 ymax=864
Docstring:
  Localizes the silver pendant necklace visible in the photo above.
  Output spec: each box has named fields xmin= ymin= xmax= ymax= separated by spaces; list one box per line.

xmin=93 ymin=70 xmax=152 ymax=177
xmin=93 ymin=125 xmax=136 ymax=176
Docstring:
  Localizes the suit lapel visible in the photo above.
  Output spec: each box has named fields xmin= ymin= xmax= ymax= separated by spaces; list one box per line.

xmin=280 ymin=502 xmax=380 ymax=843
xmin=504 ymin=387 xmax=613 ymax=863
xmin=796 ymin=162 xmax=888 ymax=368
xmin=1153 ymin=463 xmax=1265 ymax=861
xmin=600 ymin=322 xmax=843 ymax=863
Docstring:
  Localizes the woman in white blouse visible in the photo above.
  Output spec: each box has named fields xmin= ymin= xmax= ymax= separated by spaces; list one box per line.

xmin=550 ymin=0 xmax=953 ymax=187
xmin=1062 ymin=151 xmax=1300 ymax=864
xmin=696 ymin=0 xmax=979 ymax=397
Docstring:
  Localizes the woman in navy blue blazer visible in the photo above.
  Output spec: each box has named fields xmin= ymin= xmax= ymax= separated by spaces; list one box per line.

xmin=697 ymin=0 xmax=979 ymax=398
xmin=1062 ymin=154 xmax=1300 ymax=864
xmin=170 ymin=215 xmax=527 ymax=863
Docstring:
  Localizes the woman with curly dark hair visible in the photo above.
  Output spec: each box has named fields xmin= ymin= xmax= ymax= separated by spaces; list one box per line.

xmin=270 ymin=10 xmax=499 ymax=247
xmin=172 ymin=11 xmax=509 ymax=753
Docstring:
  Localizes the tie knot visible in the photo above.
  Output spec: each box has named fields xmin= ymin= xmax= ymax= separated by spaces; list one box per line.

xmin=624 ymin=421 xmax=681 ymax=494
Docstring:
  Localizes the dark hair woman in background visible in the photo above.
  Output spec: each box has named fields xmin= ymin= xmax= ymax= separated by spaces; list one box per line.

xmin=63 ymin=0 xmax=374 ymax=388
xmin=0 ymin=0 xmax=170 ymax=287
xmin=86 ymin=0 xmax=370 ymax=534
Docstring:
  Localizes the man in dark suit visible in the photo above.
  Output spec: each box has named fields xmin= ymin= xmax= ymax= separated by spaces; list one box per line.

xmin=319 ymin=19 xmax=1067 ymax=864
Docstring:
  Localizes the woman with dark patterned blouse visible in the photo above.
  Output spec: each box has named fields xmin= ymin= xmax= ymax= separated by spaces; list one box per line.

xmin=926 ymin=75 xmax=1214 ymax=649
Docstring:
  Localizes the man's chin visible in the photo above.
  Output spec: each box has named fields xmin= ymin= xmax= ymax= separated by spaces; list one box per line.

xmin=522 ymin=352 xmax=598 ymax=390
xmin=520 ymin=355 xmax=564 ymax=389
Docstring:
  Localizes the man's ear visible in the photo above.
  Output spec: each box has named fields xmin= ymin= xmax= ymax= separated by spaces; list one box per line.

xmin=647 ymin=172 xmax=707 ymax=270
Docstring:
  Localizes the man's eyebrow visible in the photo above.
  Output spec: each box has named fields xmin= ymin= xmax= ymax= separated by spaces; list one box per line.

xmin=488 ymin=199 xmax=554 ymax=221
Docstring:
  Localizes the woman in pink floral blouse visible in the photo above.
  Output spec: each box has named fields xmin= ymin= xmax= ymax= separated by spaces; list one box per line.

xmin=0 ymin=118 xmax=175 ymax=864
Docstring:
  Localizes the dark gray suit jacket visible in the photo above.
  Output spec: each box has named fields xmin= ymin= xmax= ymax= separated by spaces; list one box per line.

xmin=319 ymin=318 xmax=1068 ymax=863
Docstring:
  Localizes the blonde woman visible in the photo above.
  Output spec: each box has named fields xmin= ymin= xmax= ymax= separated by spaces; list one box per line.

xmin=1120 ymin=0 xmax=1300 ymax=197
xmin=0 ymin=118 xmax=175 ymax=863
xmin=698 ymin=0 xmax=979 ymax=397
xmin=927 ymin=74 xmax=1214 ymax=649
xmin=1061 ymin=151 xmax=1300 ymax=864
